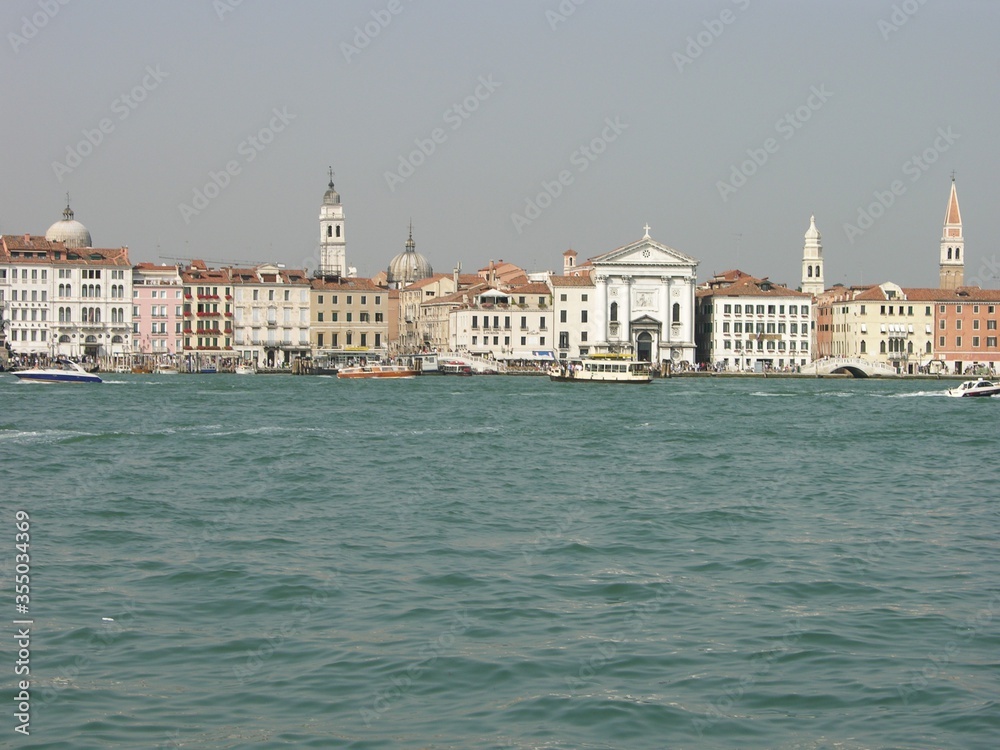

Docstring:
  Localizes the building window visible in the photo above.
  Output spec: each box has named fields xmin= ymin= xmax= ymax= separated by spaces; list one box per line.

xmin=973 ymin=336 xmax=980 ymax=347
xmin=956 ymin=336 xmax=962 ymax=347
xmin=581 ymin=310 xmax=588 ymax=323
xmin=318 ymin=312 xmax=323 ymax=322
xmin=610 ymin=302 xmax=618 ymax=322
xmin=672 ymin=303 xmax=680 ymax=323
xmin=560 ymin=294 xmax=567 ymax=302
xmin=560 ymin=310 xmax=567 ymax=323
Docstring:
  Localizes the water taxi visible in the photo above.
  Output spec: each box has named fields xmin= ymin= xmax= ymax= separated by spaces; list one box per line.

xmin=12 ymin=359 xmax=103 ymax=384
xmin=549 ymin=354 xmax=652 ymax=384
xmin=337 ymin=364 xmax=418 ymax=379
xmin=946 ymin=378 xmax=1000 ymax=398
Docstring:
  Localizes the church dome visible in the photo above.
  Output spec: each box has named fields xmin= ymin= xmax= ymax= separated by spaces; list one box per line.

xmin=387 ymin=224 xmax=433 ymax=286
xmin=323 ymin=169 xmax=340 ymax=205
xmin=45 ymin=203 xmax=92 ymax=248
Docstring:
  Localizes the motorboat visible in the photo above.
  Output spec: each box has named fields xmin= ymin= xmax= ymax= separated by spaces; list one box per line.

xmin=549 ymin=354 xmax=652 ymax=384
xmin=154 ymin=364 xmax=179 ymax=375
xmin=946 ymin=378 xmax=1000 ymax=398
xmin=337 ymin=364 xmax=418 ymax=379
xmin=235 ymin=364 xmax=256 ymax=375
xmin=12 ymin=359 xmax=103 ymax=384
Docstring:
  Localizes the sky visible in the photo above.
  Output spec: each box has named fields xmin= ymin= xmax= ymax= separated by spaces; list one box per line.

xmin=2 ymin=0 xmax=998 ymax=289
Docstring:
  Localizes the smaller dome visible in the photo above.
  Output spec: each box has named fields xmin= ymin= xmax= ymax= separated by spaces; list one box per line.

xmin=323 ymin=168 xmax=340 ymax=205
xmin=387 ymin=224 xmax=433 ymax=286
xmin=45 ymin=203 xmax=92 ymax=248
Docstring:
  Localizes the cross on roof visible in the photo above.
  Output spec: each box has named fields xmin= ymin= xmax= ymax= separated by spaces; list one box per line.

xmin=643 ymin=223 xmax=651 ymax=239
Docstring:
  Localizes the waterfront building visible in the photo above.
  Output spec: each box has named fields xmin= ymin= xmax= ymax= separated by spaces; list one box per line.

xmin=815 ymin=283 xmax=949 ymax=373
xmin=230 ymin=264 xmax=312 ymax=366
xmin=310 ymin=277 xmax=387 ymax=355
xmin=1 ymin=217 xmax=132 ymax=360
xmin=696 ymin=271 xmax=813 ymax=371
xmin=132 ymin=263 xmax=183 ymax=358
xmin=397 ymin=270 xmax=479 ymax=352
xmin=420 ymin=284 xmax=486 ymax=352
xmin=931 ymin=287 xmax=1000 ymax=372
xmin=589 ymin=227 xmax=699 ymax=366
xmin=386 ymin=223 xmax=433 ymax=289
xmin=550 ymin=273 xmax=596 ymax=359
xmin=179 ymin=261 xmax=233 ymax=367
xmin=318 ymin=170 xmax=349 ymax=278
xmin=939 ymin=178 xmax=964 ymax=290
xmin=800 ymin=215 xmax=825 ymax=297
xmin=450 ymin=283 xmax=553 ymax=359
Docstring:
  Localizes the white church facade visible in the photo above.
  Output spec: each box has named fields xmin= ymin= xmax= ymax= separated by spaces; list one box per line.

xmin=589 ymin=227 xmax=699 ymax=367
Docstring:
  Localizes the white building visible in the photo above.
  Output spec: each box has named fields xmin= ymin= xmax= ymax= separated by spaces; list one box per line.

xmin=1 ymin=205 xmax=132 ymax=361
xmin=589 ymin=227 xmax=699 ymax=366
xmin=550 ymin=273 xmax=596 ymax=359
xmin=696 ymin=271 xmax=813 ymax=371
xmin=450 ymin=284 xmax=554 ymax=359
xmin=231 ymin=264 xmax=312 ymax=366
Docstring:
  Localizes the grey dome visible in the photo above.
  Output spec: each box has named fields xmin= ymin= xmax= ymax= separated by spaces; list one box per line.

xmin=45 ymin=203 xmax=92 ymax=248
xmin=387 ymin=225 xmax=433 ymax=286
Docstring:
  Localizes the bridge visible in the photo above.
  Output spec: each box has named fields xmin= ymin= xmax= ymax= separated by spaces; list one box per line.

xmin=800 ymin=357 xmax=900 ymax=378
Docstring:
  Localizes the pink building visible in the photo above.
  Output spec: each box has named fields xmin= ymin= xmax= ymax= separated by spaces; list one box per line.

xmin=132 ymin=263 xmax=183 ymax=358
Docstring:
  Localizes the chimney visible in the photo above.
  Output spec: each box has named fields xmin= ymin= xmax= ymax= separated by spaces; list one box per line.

xmin=24 ymin=233 xmax=31 ymax=243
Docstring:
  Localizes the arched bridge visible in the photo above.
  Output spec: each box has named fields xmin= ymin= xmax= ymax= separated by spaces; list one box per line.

xmin=800 ymin=357 xmax=900 ymax=378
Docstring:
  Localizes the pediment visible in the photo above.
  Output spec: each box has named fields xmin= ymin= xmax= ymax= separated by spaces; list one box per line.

xmin=631 ymin=314 xmax=662 ymax=327
xmin=592 ymin=237 xmax=698 ymax=268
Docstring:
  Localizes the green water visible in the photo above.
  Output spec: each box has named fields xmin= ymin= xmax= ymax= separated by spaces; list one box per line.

xmin=3 ymin=373 xmax=998 ymax=749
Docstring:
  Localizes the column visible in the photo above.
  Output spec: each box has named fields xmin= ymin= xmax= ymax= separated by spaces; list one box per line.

xmin=595 ymin=275 xmax=608 ymax=346
xmin=621 ymin=275 xmax=632 ymax=347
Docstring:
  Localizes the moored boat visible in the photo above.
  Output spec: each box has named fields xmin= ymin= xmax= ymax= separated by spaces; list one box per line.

xmin=154 ymin=364 xmax=179 ymax=375
xmin=337 ymin=364 xmax=418 ymax=379
xmin=549 ymin=354 xmax=652 ymax=384
xmin=946 ymin=378 xmax=1000 ymax=398
xmin=12 ymin=359 xmax=103 ymax=384
xmin=235 ymin=364 xmax=256 ymax=375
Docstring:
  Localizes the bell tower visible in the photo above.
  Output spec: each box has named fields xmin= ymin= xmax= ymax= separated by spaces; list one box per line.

xmin=800 ymin=215 xmax=824 ymax=296
xmin=319 ymin=167 xmax=346 ymax=278
xmin=939 ymin=177 xmax=964 ymax=290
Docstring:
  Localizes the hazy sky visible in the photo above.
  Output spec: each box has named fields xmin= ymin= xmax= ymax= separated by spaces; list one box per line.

xmin=3 ymin=0 xmax=997 ymax=288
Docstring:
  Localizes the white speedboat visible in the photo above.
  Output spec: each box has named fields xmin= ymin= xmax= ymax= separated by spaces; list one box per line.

xmin=946 ymin=378 xmax=1000 ymax=398
xmin=154 ymin=364 xmax=179 ymax=375
xmin=235 ymin=364 xmax=256 ymax=375
xmin=13 ymin=359 xmax=103 ymax=384
xmin=549 ymin=354 xmax=652 ymax=384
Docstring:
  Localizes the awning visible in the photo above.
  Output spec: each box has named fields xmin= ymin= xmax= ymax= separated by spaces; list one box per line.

xmin=501 ymin=350 xmax=556 ymax=361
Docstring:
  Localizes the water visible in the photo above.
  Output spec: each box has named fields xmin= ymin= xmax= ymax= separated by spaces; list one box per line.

xmin=3 ymin=373 xmax=999 ymax=749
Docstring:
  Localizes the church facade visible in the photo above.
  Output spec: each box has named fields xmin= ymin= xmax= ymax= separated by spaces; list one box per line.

xmin=589 ymin=227 xmax=699 ymax=367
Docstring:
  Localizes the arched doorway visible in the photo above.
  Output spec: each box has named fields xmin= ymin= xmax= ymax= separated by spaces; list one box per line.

xmin=636 ymin=332 xmax=653 ymax=362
